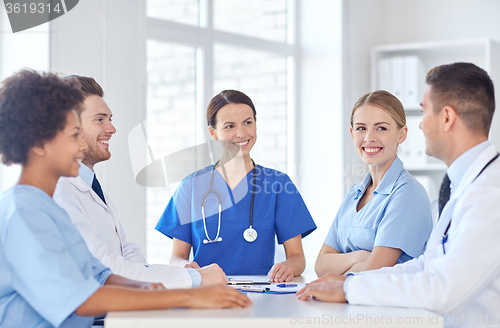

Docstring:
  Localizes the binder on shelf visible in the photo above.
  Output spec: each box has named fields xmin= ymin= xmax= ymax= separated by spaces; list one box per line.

xmin=403 ymin=56 xmax=424 ymax=108
xmin=399 ymin=116 xmax=426 ymax=168
xmin=377 ymin=57 xmax=392 ymax=93
xmin=376 ymin=55 xmax=424 ymax=109
xmin=391 ymin=56 xmax=405 ymax=104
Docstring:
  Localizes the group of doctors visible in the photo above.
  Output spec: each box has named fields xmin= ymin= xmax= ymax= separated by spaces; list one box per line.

xmin=155 ymin=88 xmax=433 ymax=281
xmin=0 ymin=61 xmax=498 ymax=328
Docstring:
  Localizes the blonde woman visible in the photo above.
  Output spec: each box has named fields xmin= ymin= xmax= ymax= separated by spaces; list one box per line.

xmin=315 ymin=90 xmax=433 ymax=277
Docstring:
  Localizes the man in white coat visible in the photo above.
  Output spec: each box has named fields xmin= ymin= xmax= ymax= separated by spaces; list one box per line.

xmin=54 ymin=76 xmax=227 ymax=289
xmin=297 ymin=62 xmax=500 ymax=327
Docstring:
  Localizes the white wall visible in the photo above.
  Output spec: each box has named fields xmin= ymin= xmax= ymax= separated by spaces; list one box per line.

xmin=342 ymin=0 xmax=387 ymax=190
xmin=50 ymin=0 xmax=148 ymax=250
xmin=297 ymin=0 xmax=343 ymax=275
xmin=342 ymin=0 xmax=500 ymax=189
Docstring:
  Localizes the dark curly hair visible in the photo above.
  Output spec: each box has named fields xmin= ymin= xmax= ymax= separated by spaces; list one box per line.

xmin=0 ymin=69 xmax=84 ymax=165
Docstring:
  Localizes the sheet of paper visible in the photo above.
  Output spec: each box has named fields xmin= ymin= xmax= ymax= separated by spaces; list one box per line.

xmin=227 ymin=275 xmax=269 ymax=284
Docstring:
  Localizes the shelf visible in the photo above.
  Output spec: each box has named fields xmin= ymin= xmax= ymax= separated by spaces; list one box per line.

xmin=371 ymin=38 xmax=500 ymax=201
xmin=404 ymin=107 xmax=422 ymax=115
xmin=371 ymin=38 xmax=491 ymax=58
xmin=404 ymin=164 xmax=447 ymax=172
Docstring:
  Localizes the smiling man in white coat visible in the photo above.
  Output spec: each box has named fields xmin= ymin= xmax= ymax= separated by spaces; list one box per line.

xmin=297 ymin=62 xmax=500 ymax=327
xmin=54 ymin=76 xmax=228 ymax=289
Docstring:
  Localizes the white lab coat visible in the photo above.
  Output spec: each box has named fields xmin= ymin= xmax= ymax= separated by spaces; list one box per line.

xmin=53 ymin=175 xmax=193 ymax=289
xmin=346 ymin=144 xmax=500 ymax=327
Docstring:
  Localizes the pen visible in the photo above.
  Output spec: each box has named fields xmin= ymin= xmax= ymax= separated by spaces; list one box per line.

xmin=276 ymin=284 xmax=298 ymax=287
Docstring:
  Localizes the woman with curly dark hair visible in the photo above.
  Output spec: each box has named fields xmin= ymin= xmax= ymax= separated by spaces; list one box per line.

xmin=0 ymin=70 xmax=250 ymax=328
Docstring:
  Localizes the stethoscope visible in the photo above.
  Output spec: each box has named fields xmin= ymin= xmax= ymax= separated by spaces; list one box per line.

xmin=201 ymin=159 xmax=257 ymax=244
xmin=440 ymin=152 xmax=499 ymax=254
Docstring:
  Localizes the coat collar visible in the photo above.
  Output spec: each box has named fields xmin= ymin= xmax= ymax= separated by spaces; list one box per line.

xmin=441 ymin=144 xmax=498 ymax=218
xmin=62 ymin=175 xmax=109 ymax=209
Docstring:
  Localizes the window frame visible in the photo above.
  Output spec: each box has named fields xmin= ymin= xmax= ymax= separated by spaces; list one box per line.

xmin=145 ymin=0 xmax=299 ymax=175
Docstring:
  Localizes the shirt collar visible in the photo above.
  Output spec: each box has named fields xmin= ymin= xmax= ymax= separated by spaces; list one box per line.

xmin=356 ymin=171 xmax=373 ymax=200
xmin=355 ymin=156 xmax=404 ymax=199
xmin=447 ymin=140 xmax=491 ymax=193
xmin=79 ymin=163 xmax=95 ymax=188
xmin=375 ymin=156 xmax=404 ymax=195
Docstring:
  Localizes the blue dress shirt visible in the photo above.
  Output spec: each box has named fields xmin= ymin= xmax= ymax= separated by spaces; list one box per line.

xmin=79 ymin=163 xmax=94 ymax=187
xmin=325 ymin=156 xmax=433 ymax=263
xmin=0 ymin=185 xmax=112 ymax=328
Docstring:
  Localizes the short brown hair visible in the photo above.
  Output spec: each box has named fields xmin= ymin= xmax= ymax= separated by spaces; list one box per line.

xmin=207 ymin=90 xmax=256 ymax=127
xmin=0 ymin=70 xmax=84 ymax=165
xmin=426 ymin=62 xmax=495 ymax=135
xmin=351 ymin=90 xmax=406 ymax=128
xmin=66 ymin=75 xmax=104 ymax=115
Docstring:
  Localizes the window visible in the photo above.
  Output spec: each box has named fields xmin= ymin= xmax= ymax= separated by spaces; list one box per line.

xmin=213 ymin=0 xmax=288 ymax=42
xmin=147 ymin=0 xmax=200 ymax=26
xmin=0 ymin=19 xmax=49 ymax=193
xmin=213 ymin=44 xmax=288 ymax=169
xmin=145 ymin=0 xmax=296 ymax=263
xmin=145 ymin=41 xmax=198 ymax=263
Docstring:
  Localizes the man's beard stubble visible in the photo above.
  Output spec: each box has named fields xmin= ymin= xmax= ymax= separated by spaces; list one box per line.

xmin=81 ymin=133 xmax=111 ymax=167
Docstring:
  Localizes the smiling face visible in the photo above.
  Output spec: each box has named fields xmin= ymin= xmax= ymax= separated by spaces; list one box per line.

xmin=43 ymin=110 xmax=87 ymax=178
xmin=80 ymin=95 xmax=116 ymax=169
xmin=209 ymin=103 xmax=257 ymax=158
xmin=350 ymin=104 xmax=407 ymax=170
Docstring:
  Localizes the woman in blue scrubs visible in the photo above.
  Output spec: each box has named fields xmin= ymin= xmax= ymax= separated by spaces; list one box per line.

xmin=0 ymin=71 xmax=250 ymax=328
xmin=315 ymin=90 xmax=433 ymax=277
xmin=156 ymin=90 xmax=316 ymax=282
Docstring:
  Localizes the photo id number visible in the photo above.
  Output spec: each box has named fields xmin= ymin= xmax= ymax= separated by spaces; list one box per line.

xmin=5 ymin=2 xmax=62 ymax=14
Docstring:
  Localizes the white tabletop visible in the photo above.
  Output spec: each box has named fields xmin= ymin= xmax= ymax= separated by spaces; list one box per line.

xmin=105 ymin=275 xmax=443 ymax=328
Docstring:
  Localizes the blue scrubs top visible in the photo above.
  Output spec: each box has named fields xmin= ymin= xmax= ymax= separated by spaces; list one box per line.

xmin=0 ymin=185 xmax=112 ymax=328
xmin=156 ymin=164 xmax=317 ymax=275
xmin=325 ymin=157 xmax=432 ymax=263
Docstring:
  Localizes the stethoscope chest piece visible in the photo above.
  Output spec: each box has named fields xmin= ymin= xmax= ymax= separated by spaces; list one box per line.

xmin=243 ymin=227 xmax=257 ymax=242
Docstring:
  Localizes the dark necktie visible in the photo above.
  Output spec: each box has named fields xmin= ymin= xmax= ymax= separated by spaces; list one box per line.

xmin=92 ymin=175 xmax=107 ymax=205
xmin=438 ymin=173 xmax=451 ymax=218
